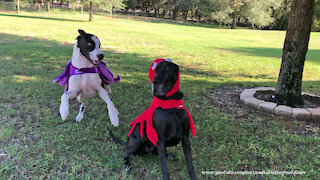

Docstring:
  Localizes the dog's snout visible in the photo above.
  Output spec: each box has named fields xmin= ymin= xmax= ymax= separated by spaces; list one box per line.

xmin=97 ymin=54 xmax=104 ymax=60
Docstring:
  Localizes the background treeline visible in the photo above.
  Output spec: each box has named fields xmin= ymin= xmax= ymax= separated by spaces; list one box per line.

xmin=1 ymin=0 xmax=320 ymax=31
xmin=124 ymin=0 xmax=320 ymax=31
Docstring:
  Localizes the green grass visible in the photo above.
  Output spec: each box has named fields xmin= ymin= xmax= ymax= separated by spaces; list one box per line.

xmin=0 ymin=10 xmax=319 ymax=179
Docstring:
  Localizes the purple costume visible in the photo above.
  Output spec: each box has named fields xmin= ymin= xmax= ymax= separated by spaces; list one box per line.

xmin=53 ymin=60 xmax=120 ymax=92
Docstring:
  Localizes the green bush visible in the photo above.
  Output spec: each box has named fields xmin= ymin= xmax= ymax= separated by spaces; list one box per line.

xmin=312 ymin=19 xmax=320 ymax=32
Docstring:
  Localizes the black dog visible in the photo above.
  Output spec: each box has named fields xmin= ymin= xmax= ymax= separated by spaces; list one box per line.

xmin=110 ymin=60 xmax=197 ymax=180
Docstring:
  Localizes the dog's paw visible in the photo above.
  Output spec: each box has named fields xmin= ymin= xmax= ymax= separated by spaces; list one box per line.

xmin=124 ymin=164 xmax=132 ymax=172
xmin=108 ymin=105 xmax=119 ymax=127
xmin=59 ymin=105 xmax=69 ymax=120
xmin=110 ymin=116 xmax=119 ymax=127
xmin=75 ymin=112 xmax=84 ymax=123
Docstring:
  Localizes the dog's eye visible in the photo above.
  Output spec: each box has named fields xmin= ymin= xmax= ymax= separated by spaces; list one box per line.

xmin=88 ymin=43 xmax=92 ymax=46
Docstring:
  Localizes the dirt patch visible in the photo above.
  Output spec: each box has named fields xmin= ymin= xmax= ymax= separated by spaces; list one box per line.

xmin=254 ymin=90 xmax=320 ymax=108
xmin=208 ymin=86 xmax=320 ymax=134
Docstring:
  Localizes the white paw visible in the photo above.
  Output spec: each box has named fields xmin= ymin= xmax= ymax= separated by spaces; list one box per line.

xmin=108 ymin=105 xmax=119 ymax=127
xmin=59 ymin=105 xmax=69 ymax=120
xmin=75 ymin=112 xmax=84 ymax=123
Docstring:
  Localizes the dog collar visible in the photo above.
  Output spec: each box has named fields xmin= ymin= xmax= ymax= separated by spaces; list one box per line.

xmin=149 ymin=59 xmax=180 ymax=97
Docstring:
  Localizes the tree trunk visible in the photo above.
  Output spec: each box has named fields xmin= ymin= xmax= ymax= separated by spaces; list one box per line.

xmin=278 ymin=0 xmax=290 ymax=30
xmin=89 ymin=2 xmax=93 ymax=21
xmin=173 ymin=6 xmax=178 ymax=20
xmin=251 ymin=22 xmax=255 ymax=29
xmin=37 ymin=1 xmax=41 ymax=11
xmin=110 ymin=7 xmax=113 ymax=17
xmin=61 ymin=0 xmax=64 ymax=10
xmin=162 ymin=9 xmax=166 ymax=18
xmin=275 ymin=0 xmax=315 ymax=107
xmin=81 ymin=5 xmax=83 ymax=16
xmin=154 ymin=9 xmax=157 ymax=17
xmin=47 ymin=1 xmax=50 ymax=15
xmin=231 ymin=14 xmax=237 ymax=29
xmin=182 ymin=11 xmax=188 ymax=21
xmin=17 ymin=0 xmax=20 ymax=13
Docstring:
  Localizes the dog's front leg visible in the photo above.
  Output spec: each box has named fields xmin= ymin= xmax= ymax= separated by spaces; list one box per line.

xmin=98 ymin=87 xmax=119 ymax=127
xmin=157 ymin=140 xmax=170 ymax=180
xmin=75 ymin=94 xmax=85 ymax=122
xmin=59 ymin=93 xmax=70 ymax=120
xmin=182 ymin=137 xmax=197 ymax=180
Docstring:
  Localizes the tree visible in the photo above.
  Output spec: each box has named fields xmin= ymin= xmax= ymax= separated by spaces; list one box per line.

xmin=47 ymin=0 xmax=51 ymax=15
xmin=89 ymin=1 xmax=93 ymax=21
xmin=275 ymin=0 xmax=291 ymax=30
xmin=17 ymin=0 xmax=20 ymax=13
xmin=100 ymin=0 xmax=125 ymax=16
xmin=212 ymin=0 xmax=252 ymax=29
xmin=275 ymin=0 xmax=315 ymax=107
xmin=192 ymin=0 xmax=220 ymax=22
xmin=245 ymin=0 xmax=282 ymax=28
xmin=313 ymin=0 xmax=320 ymax=31
xmin=80 ymin=0 xmax=124 ymax=21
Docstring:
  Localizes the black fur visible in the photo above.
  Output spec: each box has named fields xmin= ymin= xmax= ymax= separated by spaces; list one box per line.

xmin=111 ymin=61 xmax=197 ymax=180
xmin=76 ymin=29 xmax=102 ymax=63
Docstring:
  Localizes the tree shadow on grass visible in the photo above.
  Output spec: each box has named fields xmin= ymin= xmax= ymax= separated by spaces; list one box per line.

xmin=1 ymin=32 xmax=318 ymax=103
xmin=0 ymin=12 xmax=86 ymax=22
xmin=216 ymin=47 xmax=320 ymax=64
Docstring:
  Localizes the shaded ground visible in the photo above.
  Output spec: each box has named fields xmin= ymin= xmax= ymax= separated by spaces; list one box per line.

xmin=255 ymin=90 xmax=320 ymax=108
xmin=208 ymin=86 xmax=320 ymax=135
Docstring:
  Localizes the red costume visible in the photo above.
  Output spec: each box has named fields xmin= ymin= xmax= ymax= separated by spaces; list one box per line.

xmin=128 ymin=59 xmax=196 ymax=146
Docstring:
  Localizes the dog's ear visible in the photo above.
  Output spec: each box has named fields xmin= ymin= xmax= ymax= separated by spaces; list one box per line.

xmin=78 ymin=29 xmax=87 ymax=37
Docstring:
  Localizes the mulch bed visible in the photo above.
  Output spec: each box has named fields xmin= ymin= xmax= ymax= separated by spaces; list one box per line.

xmin=254 ymin=90 xmax=320 ymax=108
xmin=208 ymin=86 xmax=320 ymax=134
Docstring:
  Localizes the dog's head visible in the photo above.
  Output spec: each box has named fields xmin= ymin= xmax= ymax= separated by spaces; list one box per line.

xmin=76 ymin=29 xmax=104 ymax=65
xmin=152 ymin=61 xmax=179 ymax=97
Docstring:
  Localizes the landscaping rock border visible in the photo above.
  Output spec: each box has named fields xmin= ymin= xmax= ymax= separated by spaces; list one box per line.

xmin=240 ymin=87 xmax=320 ymax=120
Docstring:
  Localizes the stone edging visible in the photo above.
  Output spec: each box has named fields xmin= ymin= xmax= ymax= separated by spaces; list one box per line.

xmin=240 ymin=87 xmax=320 ymax=120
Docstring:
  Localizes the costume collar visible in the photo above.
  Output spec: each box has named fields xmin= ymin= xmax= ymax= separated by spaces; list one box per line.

xmin=70 ymin=61 xmax=98 ymax=75
xmin=53 ymin=60 xmax=120 ymax=92
xmin=128 ymin=96 xmax=196 ymax=146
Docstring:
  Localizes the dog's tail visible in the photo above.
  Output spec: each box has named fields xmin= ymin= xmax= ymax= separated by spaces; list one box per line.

xmin=109 ymin=129 xmax=127 ymax=146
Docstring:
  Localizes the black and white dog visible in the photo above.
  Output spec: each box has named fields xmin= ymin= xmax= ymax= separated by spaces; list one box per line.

xmin=54 ymin=30 xmax=119 ymax=127
xmin=110 ymin=60 xmax=197 ymax=180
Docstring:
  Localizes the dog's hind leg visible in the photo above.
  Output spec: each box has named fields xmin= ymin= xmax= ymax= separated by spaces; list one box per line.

xmin=75 ymin=94 xmax=85 ymax=122
xmin=59 ymin=93 xmax=70 ymax=120
xmin=123 ymin=137 xmax=140 ymax=171
xmin=157 ymin=139 xmax=170 ymax=180
xmin=98 ymin=87 xmax=119 ymax=127
xmin=182 ymin=137 xmax=197 ymax=180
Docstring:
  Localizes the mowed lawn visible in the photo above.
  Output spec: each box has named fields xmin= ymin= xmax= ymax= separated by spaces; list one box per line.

xmin=0 ymin=11 xmax=319 ymax=179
